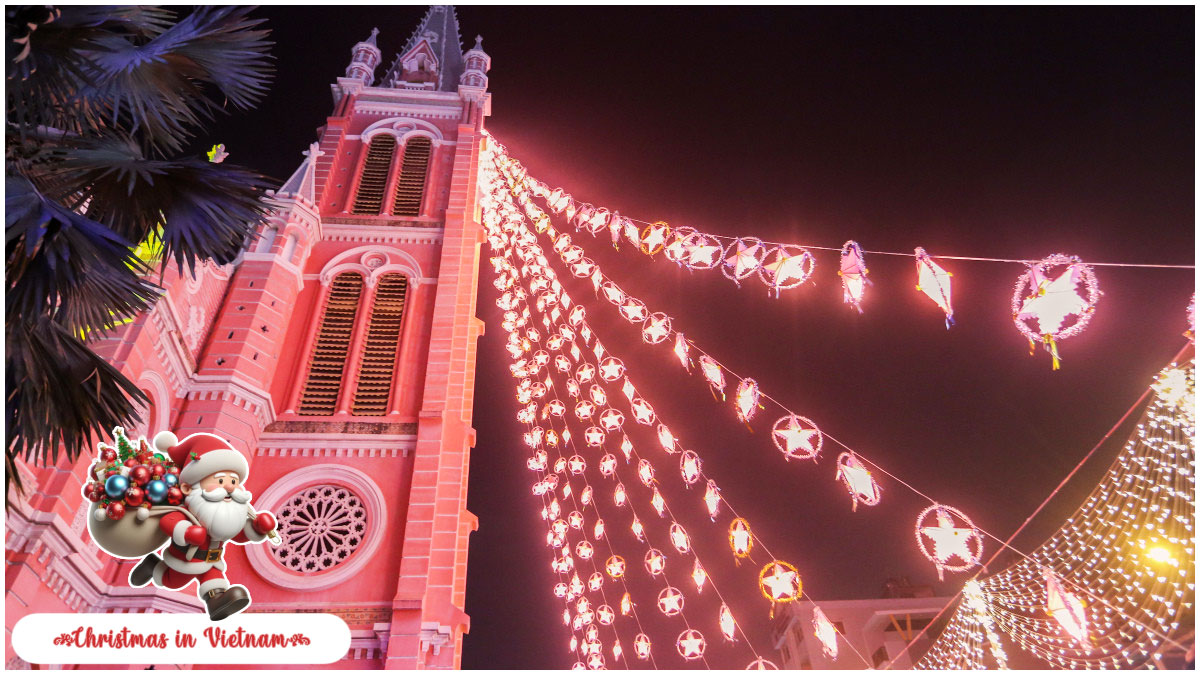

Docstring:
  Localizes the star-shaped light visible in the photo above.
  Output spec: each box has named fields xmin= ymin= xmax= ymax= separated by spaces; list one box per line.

xmin=554 ymin=355 xmax=571 ymax=372
xmin=599 ymin=357 xmax=625 ymax=381
xmin=533 ymin=350 xmax=550 ymax=367
xmin=723 ymin=237 xmax=766 ymax=280
xmin=575 ymin=541 xmax=594 ymax=560
xmin=772 ymin=414 xmax=822 ymax=461
xmin=685 ymin=237 xmax=723 ymax=269
xmin=553 ymin=457 xmax=567 ymax=474
xmin=650 ymin=488 xmax=666 ymax=517
xmin=552 ymin=519 xmax=568 ymax=536
xmin=636 ymin=459 xmax=655 ymax=486
xmin=644 ymin=547 xmax=665 ymax=575
xmin=613 ymin=483 xmax=627 ymax=507
xmin=547 ymin=399 xmax=566 ymax=417
xmin=567 ymin=379 xmax=581 ymax=398
xmin=588 ymin=572 xmax=603 ymax=592
xmin=680 ymin=450 xmax=701 ymax=485
xmin=692 ymin=559 xmax=708 ymax=592
xmin=640 ymin=221 xmax=670 ymax=254
xmin=597 ymin=604 xmax=615 ymax=626
xmin=719 ymin=603 xmax=737 ymax=641
xmin=664 ymin=233 xmax=689 ymax=263
xmin=729 ymin=518 xmax=753 ymax=559
xmin=669 ymin=523 xmax=690 ymax=553
xmin=640 ymin=312 xmax=672 ymax=344
xmin=631 ymin=398 xmax=656 ymax=425
xmin=1017 ymin=264 xmax=1088 ymax=335
xmin=576 ymin=597 xmax=591 ymax=614
xmin=544 ymin=429 xmax=559 ymax=447
xmin=568 ymin=510 xmax=584 ymax=530
xmin=567 ymin=454 xmax=586 ymax=474
xmin=632 ymin=518 xmax=647 ymax=543
xmin=553 ymin=582 xmax=568 ymax=597
xmin=584 ymin=426 xmax=606 ymax=447
xmin=620 ymin=298 xmax=649 ymax=323
xmin=605 ymin=555 xmax=626 ymax=579
xmin=561 ymin=244 xmax=584 ymax=264
xmin=676 ymin=629 xmax=706 ymax=660
xmin=657 ymin=586 xmax=684 ymax=616
xmin=812 ymin=606 xmax=839 ymax=659
xmin=570 ymin=259 xmax=596 ymax=278
xmin=589 ymin=385 xmax=607 ymax=406
xmin=657 ymin=424 xmax=677 ymax=453
xmin=575 ymin=401 xmax=596 ymax=420
xmin=699 ymin=356 xmax=726 ymax=395
xmin=585 ymin=653 xmax=604 ymax=670
xmin=916 ymin=505 xmax=982 ymax=580
xmin=735 ymin=378 xmax=760 ymax=423
xmin=835 ymin=452 xmax=881 ymax=511
xmin=704 ymin=480 xmax=721 ymax=520
xmin=759 ymin=560 xmax=801 ymax=604
xmin=576 ymin=363 xmax=596 ymax=382
xmin=633 ymin=633 xmax=651 ymax=660
xmin=759 ymin=245 xmax=815 ymax=295
xmin=569 ymin=572 xmax=585 ymax=597
xmin=600 ymin=281 xmax=626 ymax=306
xmin=599 ymin=454 xmax=617 ymax=478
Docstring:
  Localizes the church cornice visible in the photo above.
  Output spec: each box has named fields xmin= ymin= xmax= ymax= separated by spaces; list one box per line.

xmin=186 ymin=374 xmax=278 ymax=429
xmin=321 ymin=221 xmax=445 ymax=245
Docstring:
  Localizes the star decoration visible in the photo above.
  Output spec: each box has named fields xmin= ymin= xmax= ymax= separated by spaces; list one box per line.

xmin=599 ymin=454 xmax=617 ymax=478
xmin=547 ymin=399 xmax=566 ymax=416
xmin=568 ymin=305 xmax=586 ymax=326
xmin=633 ymin=633 xmax=651 ymax=660
xmin=569 ymin=573 xmax=584 ymax=596
xmin=812 ymin=606 xmax=839 ymax=659
xmin=1011 ymin=254 xmax=1100 ymax=369
xmin=554 ymin=355 xmax=571 ymax=372
xmin=575 ymin=401 xmax=596 ymax=420
xmin=605 ymin=555 xmax=626 ymax=579
xmin=640 ymin=221 xmax=670 ymax=255
xmin=759 ymin=560 xmax=802 ymax=606
xmin=758 ymin=245 xmax=815 ymax=296
xmin=585 ymin=653 xmax=603 ymax=670
xmin=613 ymin=483 xmax=627 ymax=507
xmin=915 ymin=504 xmax=983 ymax=580
xmin=642 ymin=313 xmax=672 ymax=344
xmin=553 ymin=456 xmax=566 ymax=474
xmin=599 ymin=407 xmax=624 ymax=430
xmin=576 ymin=363 xmax=595 ymax=382
xmin=620 ymin=298 xmax=649 ymax=323
xmin=719 ymin=603 xmax=737 ymax=641
xmin=566 ymin=379 xmax=581 ymax=399
xmin=575 ymin=541 xmax=593 ymax=561
xmin=676 ymin=629 xmax=706 ymax=660
xmin=657 ymin=586 xmax=685 ymax=616
xmin=568 ymin=511 xmax=584 ymax=529
xmin=684 ymin=234 xmax=723 ymax=269
xmin=772 ymin=414 xmax=823 ymax=461
xmin=835 ymin=452 xmax=881 ymax=511
xmin=729 ymin=518 xmax=753 ymax=559
xmin=570 ymin=259 xmax=596 ymax=278
xmin=567 ymin=454 xmax=586 ymax=474
xmin=631 ymin=398 xmax=656 ymax=425
xmin=680 ymin=450 xmax=701 ymax=485
xmin=588 ymin=572 xmax=603 ymax=592
xmin=669 ymin=523 xmax=690 ymax=553
xmin=597 ymin=604 xmax=615 ymax=626
xmin=598 ymin=357 xmax=625 ymax=381
xmin=583 ymin=427 xmax=605 ymax=447
xmin=589 ymin=385 xmax=607 ymax=406
xmin=553 ymin=582 xmax=567 ymax=598
xmin=600 ymin=281 xmax=626 ymax=305
xmin=644 ymin=547 xmax=665 ymax=575
xmin=723 ymin=237 xmax=766 ymax=281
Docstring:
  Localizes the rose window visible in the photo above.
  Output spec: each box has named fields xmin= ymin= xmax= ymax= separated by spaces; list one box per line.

xmin=272 ymin=485 xmax=367 ymax=573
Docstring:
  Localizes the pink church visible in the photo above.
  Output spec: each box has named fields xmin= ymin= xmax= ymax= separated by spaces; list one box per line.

xmin=5 ymin=6 xmax=490 ymax=669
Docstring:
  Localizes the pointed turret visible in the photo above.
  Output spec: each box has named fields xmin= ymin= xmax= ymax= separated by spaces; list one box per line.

xmin=381 ymin=6 xmax=465 ymax=92
xmin=345 ymin=27 xmax=382 ymax=85
xmin=460 ymin=34 xmax=490 ymax=89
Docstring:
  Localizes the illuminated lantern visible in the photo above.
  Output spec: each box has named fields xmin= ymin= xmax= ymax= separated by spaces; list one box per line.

xmin=561 ymin=484 xmax=571 ymax=499
xmin=673 ymin=333 xmax=690 ymax=370
xmin=637 ymin=459 xmax=655 ymax=486
xmin=584 ymin=427 xmax=606 ymax=447
xmin=640 ymin=221 xmax=671 ymax=255
xmin=729 ymin=518 xmax=753 ymax=560
xmin=599 ymin=408 xmax=624 ymax=431
xmin=703 ymin=480 xmax=721 ymax=520
xmin=599 ymin=454 xmax=617 ymax=478
xmin=576 ymin=597 xmax=591 ymax=614
xmin=759 ymin=244 xmax=815 ymax=297
xmin=620 ymin=298 xmax=649 ymax=323
xmin=545 ymin=429 xmax=559 ymax=446
xmin=580 ymin=486 xmax=593 ymax=506
xmin=699 ymin=356 xmax=726 ymax=397
xmin=611 ymin=639 xmax=622 ymax=661
xmin=632 ymin=517 xmax=646 ymax=542
xmin=588 ymin=572 xmax=604 ymax=592
xmin=644 ymin=548 xmax=665 ymax=576
xmin=1043 ymin=567 xmax=1089 ymax=649
xmin=719 ymin=603 xmax=737 ymax=641
xmin=570 ymin=258 xmax=596 ymax=278
xmin=758 ymin=560 xmax=802 ymax=617
xmin=620 ymin=435 xmax=634 ymax=461
xmin=589 ymin=384 xmax=607 ymax=406
xmin=553 ymin=582 xmax=568 ymax=597
xmin=1012 ymin=253 xmax=1100 ymax=369
xmin=533 ymin=350 xmax=550 ymax=368
xmin=549 ymin=498 xmax=561 ymax=518
xmin=593 ymin=519 xmax=605 ymax=539
xmin=631 ymin=398 xmax=656 ymax=425
xmin=568 ymin=455 xmax=586 ymax=474
xmin=567 ymin=379 xmax=581 ymax=399
xmin=569 ymin=573 xmax=584 ymax=597
xmin=669 ymin=523 xmax=690 ymax=554
xmin=598 ymin=356 xmax=625 ymax=381
xmin=633 ymin=633 xmax=652 ymax=660
xmin=554 ymin=457 xmax=567 ymax=474
xmin=915 ymin=504 xmax=983 ymax=580
xmin=692 ymin=559 xmax=707 ymax=592
xmin=585 ymin=652 xmax=604 ymax=670
xmin=657 ymin=586 xmax=685 ymax=616
xmin=772 ymin=414 xmax=822 ymax=462
xmin=812 ymin=606 xmax=839 ymax=660
xmin=722 ymin=237 xmax=767 ymax=283
xmin=597 ymin=604 xmax=615 ymax=625
xmin=642 ymin=313 xmax=672 ymax=344
xmin=614 ymin=483 xmax=627 ymax=507
xmin=914 ymin=247 xmax=954 ymax=327
xmin=735 ymin=378 xmax=760 ymax=424
xmin=839 ymin=240 xmax=869 ymax=313
xmin=576 ymin=541 xmax=594 ymax=560
xmin=650 ymin=488 xmax=666 ymax=517
xmin=606 ymin=555 xmax=626 ymax=579
xmin=600 ymin=281 xmax=626 ymax=306
xmin=746 ymin=657 xmax=780 ymax=670
xmin=555 ymin=355 xmax=572 ymax=372
xmin=680 ymin=450 xmax=702 ymax=484
xmin=656 ymin=424 xmax=677 ymax=453
xmin=575 ymin=365 xmax=594 ymax=387
xmin=621 ymin=593 xmax=633 ymax=616
xmin=569 ymin=635 xmax=578 ymax=653
xmin=682 ymin=232 xmax=723 ymax=270
xmin=835 ymin=451 xmax=881 ymax=511
xmin=575 ymin=401 xmax=597 ymax=420
xmin=568 ymin=511 xmax=584 ymax=530
xmin=676 ymin=629 xmax=707 ymax=660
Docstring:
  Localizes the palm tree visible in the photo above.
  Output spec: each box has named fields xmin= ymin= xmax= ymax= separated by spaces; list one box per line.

xmin=6 ymin=6 xmax=275 ymax=497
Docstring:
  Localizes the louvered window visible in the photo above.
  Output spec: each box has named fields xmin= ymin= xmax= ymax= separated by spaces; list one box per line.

xmin=298 ymin=273 xmax=364 ymax=415
xmin=351 ymin=136 xmax=396 ymax=215
xmin=392 ymin=137 xmax=432 ymax=216
xmin=351 ymin=274 xmax=408 ymax=415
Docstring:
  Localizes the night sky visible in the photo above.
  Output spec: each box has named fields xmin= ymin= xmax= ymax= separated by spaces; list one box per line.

xmin=200 ymin=6 xmax=1194 ymax=669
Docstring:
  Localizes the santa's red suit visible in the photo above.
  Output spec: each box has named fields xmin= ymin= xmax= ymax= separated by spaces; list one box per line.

xmin=153 ymin=506 xmax=270 ymax=596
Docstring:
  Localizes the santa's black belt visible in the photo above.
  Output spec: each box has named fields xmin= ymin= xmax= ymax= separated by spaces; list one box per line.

xmin=172 ymin=542 xmax=222 ymax=562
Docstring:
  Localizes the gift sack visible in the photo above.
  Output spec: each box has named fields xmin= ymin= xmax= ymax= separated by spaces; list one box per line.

xmin=86 ymin=505 xmax=195 ymax=559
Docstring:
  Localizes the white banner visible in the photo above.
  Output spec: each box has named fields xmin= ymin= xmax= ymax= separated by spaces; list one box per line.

xmin=11 ymin=613 xmax=352 ymax=665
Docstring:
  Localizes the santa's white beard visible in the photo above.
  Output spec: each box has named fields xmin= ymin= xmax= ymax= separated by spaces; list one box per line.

xmin=185 ymin=487 xmax=253 ymax=542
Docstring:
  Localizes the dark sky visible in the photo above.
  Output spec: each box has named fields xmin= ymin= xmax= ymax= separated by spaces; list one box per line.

xmin=202 ymin=6 xmax=1194 ymax=669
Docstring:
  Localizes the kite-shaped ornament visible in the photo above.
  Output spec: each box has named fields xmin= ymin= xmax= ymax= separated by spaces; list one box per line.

xmin=812 ymin=606 xmax=839 ymax=660
xmin=680 ymin=450 xmax=702 ymax=485
xmin=674 ymin=332 xmax=691 ymax=370
xmin=704 ymin=480 xmax=722 ymax=520
xmin=734 ymin=378 xmax=761 ymax=425
xmin=1043 ymin=567 xmax=1090 ymax=650
xmin=914 ymin=247 xmax=954 ymax=327
xmin=1187 ymin=293 xmax=1195 ymax=342
xmin=759 ymin=244 xmax=816 ymax=297
xmin=699 ymin=355 xmax=727 ymax=399
xmin=915 ymin=504 xmax=984 ymax=580
xmin=1012 ymin=254 xmax=1100 ymax=370
xmin=835 ymin=451 xmax=881 ymax=511
xmin=719 ymin=603 xmax=737 ymax=641
xmin=838 ymin=240 xmax=870 ymax=313
xmin=692 ymin=559 xmax=708 ymax=592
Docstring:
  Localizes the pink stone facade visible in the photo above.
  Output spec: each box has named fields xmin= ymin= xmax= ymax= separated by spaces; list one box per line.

xmin=5 ymin=11 xmax=490 ymax=670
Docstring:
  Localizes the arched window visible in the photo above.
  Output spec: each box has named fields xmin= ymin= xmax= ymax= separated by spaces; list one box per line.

xmin=298 ymin=272 xmax=364 ymax=415
xmin=391 ymin=137 xmax=432 ymax=217
xmin=351 ymin=274 xmax=408 ymax=415
xmin=256 ymin=226 xmax=277 ymax=253
xmin=351 ymin=136 xmax=397 ymax=215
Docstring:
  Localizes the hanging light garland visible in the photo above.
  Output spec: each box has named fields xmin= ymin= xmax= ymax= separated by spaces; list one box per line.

xmin=1011 ymin=253 xmax=1101 ymax=370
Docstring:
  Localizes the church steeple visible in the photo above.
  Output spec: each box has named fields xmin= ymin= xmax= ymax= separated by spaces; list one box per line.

xmin=380 ymin=5 xmax=466 ymax=91
xmin=345 ymin=27 xmax=381 ymax=85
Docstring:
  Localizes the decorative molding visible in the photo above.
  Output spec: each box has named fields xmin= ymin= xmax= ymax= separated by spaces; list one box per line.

xmin=246 ymin=465 xmax=387 ymax=592
xmin=262 ymin=420 xmax=418 ymax=435
xmin=419 ymin=621 xmax=455 ymax=657
xmin=361 ymin=117 xmax=445 ymax=143
xmin=319 ymin=245 xmax=426 ymax=288
xmin=186 ymin=374 xmax=278 ymax=429
xmin=322 ymin=219 xmax=446 ymax=237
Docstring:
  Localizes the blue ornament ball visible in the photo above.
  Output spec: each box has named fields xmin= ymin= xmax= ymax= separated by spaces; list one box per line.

xmin=104 ymin=475 xmax=130 ymax=499
xmin=146 ymin=479 xmax=169 ymax=503
xmin=163 ymin=473 xmax=178 ymax=487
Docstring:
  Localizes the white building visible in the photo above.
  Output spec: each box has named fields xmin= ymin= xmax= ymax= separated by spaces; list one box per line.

xmin=773 ymin=596 xmax=953 ymax=669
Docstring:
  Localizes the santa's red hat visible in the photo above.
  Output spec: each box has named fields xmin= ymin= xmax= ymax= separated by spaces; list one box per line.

xmin=153 ymin=431 xmax=249 ymax=486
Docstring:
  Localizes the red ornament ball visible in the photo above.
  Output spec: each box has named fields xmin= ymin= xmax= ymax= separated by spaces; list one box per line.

xmin=85 ymin=483 xmax=103 ymax=502
xmin=105 ymin=502 xmax=126 ymax=520
xmin=130 ymin=465 xmax=151 ymax=486
xmin=136 ymin=451 xmax=153 ymax=465
xmin=100 ymin=448 xmax=117 ymax=463
xmin=149 ymin=464 xmax=166 ymax=479
xmin=166 ymin=487 xmax=184 ymax=506
xmin=124 ymin=486 xmax=146 ymax=507
xmin=123 ymin=458 xmax=139 ymax=468
xmin=166 ymin=465 xmax=180 ymax=476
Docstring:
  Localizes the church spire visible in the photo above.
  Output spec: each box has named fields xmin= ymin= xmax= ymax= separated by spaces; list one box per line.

xmin=345 ymin=27 xmax=382 ymax=85
xmin=381 ymin=6 xmax=466 ymax=92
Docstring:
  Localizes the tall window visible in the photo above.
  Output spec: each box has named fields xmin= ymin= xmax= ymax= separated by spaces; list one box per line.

xmin=391 ymin=137 xmax=432 ymax=216
xmin=298 ymin=272 xmax=364 ymax=415
xmin=351 ymin=274 xmax=408 ymax=415
xmin=351 ymin=136 xmax=396 ymax=215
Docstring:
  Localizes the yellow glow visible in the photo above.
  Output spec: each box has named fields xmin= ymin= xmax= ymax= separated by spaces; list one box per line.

xmin=1146 ymin=546 xmax=1172 ymax=563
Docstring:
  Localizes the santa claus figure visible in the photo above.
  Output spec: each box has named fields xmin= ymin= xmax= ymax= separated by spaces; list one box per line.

xmin=128 ymin=431 xmax=277 ymax=621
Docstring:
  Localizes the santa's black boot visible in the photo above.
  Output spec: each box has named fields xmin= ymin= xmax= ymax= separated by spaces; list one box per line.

xmin=204 ymin=585 xmax=251 ymax=621
xmin=129 ymin=555 xmax=160 ymax=587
